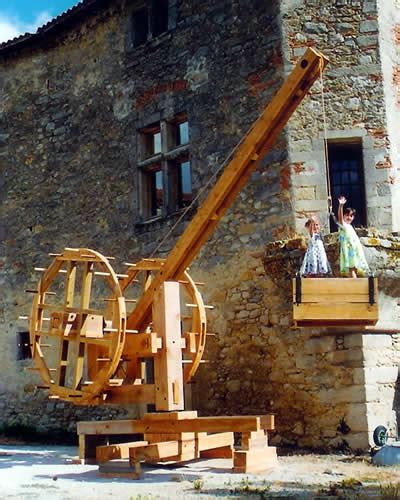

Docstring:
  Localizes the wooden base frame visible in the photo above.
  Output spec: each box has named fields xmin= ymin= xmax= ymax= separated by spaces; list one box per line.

xmin=77 ymin=411 xmax=278 ymax=476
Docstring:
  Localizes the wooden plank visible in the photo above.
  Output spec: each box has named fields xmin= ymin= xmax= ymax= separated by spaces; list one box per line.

xmin=200 ymin=445 xmax=233 ymax=459
xmin=233 ymin=446 xmax=278 ymax=473
xmin=293 ymin=278 xmax=378 ymax=298
xmin=152 ymin=282 xmax=184 ymax=411
xmin=198 ymin=431 xmax=234 ymax=450
xmin=124 ymin=332 xmax=162 ymax=357
xmin=77 ymin=415 xmax=275 ymax=435
xmin=103 ymin=384 xmax=156 ymax=405
xmin=293 ymin=303 xmax=379 ymax=321
xmin=96 ymin=441 xmax=148 ymax=463
xmin=144 ymin=432 xmax=195 ymax=443
xmin=240 ymin=430 xmax=268 ymax=450
xmin=143 ymin=411 xmax=198 ymax=421
xmin=129 ymin=440 xmax=196 ymax=462
xmin=299 ymin=293 xmax=370 ymax=303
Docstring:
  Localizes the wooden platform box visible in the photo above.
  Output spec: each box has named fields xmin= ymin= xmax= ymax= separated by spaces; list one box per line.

xmin=292 ymin=277 xmax=378 ymax=327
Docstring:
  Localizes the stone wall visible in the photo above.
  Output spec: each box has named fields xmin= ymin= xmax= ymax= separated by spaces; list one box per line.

xmin=194 ymin=232 xmax=400 ymax=450
xmin=280 ymin=0 xmax=398 ymax=232
xmin=0 ymin=0 xmax=286 ymax=431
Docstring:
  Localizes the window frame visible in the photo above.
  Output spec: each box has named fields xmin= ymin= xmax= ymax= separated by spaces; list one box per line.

xmin=328 ymin=139 xmax=367 ymax=230
xmin=137 ymin=114 xmax=191 ymax=222
xmin=129 ymin=0 xmax=176 ymax=49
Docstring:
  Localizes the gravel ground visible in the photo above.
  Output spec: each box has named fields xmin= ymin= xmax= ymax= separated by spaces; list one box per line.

xmin=1 ymin=444 xmax=399 ymax=499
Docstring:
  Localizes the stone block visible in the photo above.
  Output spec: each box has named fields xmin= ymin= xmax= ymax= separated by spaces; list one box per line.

xmin=360 ymin=20 xmax=378 ymax=33
xmin=345 ymin=403 xmax=369 ymax=432
xmin=295 ymin=355 xmax=315 ymax=370
xmin=319 ymin=385 xmax=367 ymax=405
xmin=304 ymin=336 xmax=336 ymax=354
xmin=325 ymin=349 xmax=363 ymax=366
xmin=343 ymin=334 xmax=364 ymax=349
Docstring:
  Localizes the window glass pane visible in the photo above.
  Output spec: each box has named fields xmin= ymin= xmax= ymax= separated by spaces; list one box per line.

xmin=144 ymin=166 xmax=163 ymax=218
xmin=350 ymin=170 xmax=359 ymax=183
xmin=340 ymin=171 xmax=349 ymax=184
xmin=132 ymin=8 xmax=148 ymax=46
xmin=177 ymin=121 xmax=189 ymax=146
xmin=153 ymin=132 xmax=161 ymax=154
xmin=152 ymin=169 xmax=163 ymax=216
xmin=179 ymin=161 xmax=192 ymax=207
xmin=152 ymin=0 xmax=169 ymax=37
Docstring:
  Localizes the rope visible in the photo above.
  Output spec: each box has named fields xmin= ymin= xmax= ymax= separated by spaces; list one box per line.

xmin=319 ymin=58 xmax=332 ymax=214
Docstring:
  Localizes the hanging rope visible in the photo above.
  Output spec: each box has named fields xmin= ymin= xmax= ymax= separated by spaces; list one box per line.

xmin=319 ymin=58 xmax=332 ymax=214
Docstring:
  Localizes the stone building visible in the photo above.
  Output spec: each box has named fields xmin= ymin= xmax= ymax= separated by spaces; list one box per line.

xmin=0 ymin=0 xmax=399 ymax=449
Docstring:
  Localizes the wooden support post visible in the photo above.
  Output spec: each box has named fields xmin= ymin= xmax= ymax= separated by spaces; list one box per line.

xmin=152 ymin=282 xmax=184 ymax=411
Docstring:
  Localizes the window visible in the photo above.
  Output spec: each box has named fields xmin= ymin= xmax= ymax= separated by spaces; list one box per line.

xmin=131 ymin=0 xmax=174 ymax=48
xmin=138 ymin=115 xmax=192 ymax=220
xmin=328 ymin=141 xmax=367 ymax=230
xmin=17 ymin=331 xmax=32 ymax=360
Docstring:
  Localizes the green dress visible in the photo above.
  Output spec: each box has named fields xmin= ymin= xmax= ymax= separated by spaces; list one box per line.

xmin=339 ymin=222 xmax=369 ymax=276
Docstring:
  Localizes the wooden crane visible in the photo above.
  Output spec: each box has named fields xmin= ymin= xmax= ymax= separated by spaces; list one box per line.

xmin=25 ymin=48 xmax=335 ymax=473
xmin=29 ymin=48 xmax=329 ymax=408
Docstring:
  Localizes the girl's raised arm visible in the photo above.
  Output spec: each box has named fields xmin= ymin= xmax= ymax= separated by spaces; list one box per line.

xmin=338 ymin=195 xmax=346 ymax=225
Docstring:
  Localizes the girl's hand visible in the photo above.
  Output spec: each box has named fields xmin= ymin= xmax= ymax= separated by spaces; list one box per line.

xmin=338 ymin=195 xmax=347 ymax=205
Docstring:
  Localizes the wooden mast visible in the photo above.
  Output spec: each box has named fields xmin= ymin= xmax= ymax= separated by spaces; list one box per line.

xmin=126 ymin=47 xmax=329 ymax=331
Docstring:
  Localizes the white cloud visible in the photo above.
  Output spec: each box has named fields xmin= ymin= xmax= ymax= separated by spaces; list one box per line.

xmin=0 ymin=11 xmax=53 ymax=44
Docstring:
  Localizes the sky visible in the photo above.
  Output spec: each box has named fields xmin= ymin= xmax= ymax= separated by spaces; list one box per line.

xmin=0 ymin=0 xmax=78 ymax=43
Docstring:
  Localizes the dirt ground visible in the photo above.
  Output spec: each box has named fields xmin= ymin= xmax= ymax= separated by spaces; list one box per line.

xmin=1 ymin=443 xmax=399 ymax=499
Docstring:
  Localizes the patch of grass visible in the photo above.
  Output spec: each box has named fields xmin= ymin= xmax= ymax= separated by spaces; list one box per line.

xmin=379 ymin=482 xmax=400 ymax=499
xmin=230 ymin=477 xmax=271 ymax=498
xmin=192 ymin=479 xmax=204 ymax=490
xmin=318 ymin=478 xmax=363 ymax=497
xmin=339 ymin=477 xmax=363 ymax=489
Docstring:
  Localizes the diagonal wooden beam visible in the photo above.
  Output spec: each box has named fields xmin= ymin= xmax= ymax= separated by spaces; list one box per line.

xmin=127 ymin=47 xmax=328 ymax=331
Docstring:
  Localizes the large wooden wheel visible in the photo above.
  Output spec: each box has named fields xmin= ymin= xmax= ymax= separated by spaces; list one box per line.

xmin=29 ymin=248 xmax=126 ymax=405
xmin=29 ymin=250 xmax=207 ymax=405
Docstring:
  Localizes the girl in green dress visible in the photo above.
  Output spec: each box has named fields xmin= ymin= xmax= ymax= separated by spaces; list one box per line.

xmin=336 ymin=195 xmax=369 ymax=278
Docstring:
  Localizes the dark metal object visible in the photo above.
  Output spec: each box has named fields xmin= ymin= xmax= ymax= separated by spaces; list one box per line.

xmin=368 ymin=275 xmax=375 ymax=305
xmin=295 ymin=273 xmax=302 ymax=305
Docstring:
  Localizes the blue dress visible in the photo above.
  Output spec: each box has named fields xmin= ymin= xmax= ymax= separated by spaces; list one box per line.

xmin=300 ymin=233 xmax=331 ymax=276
